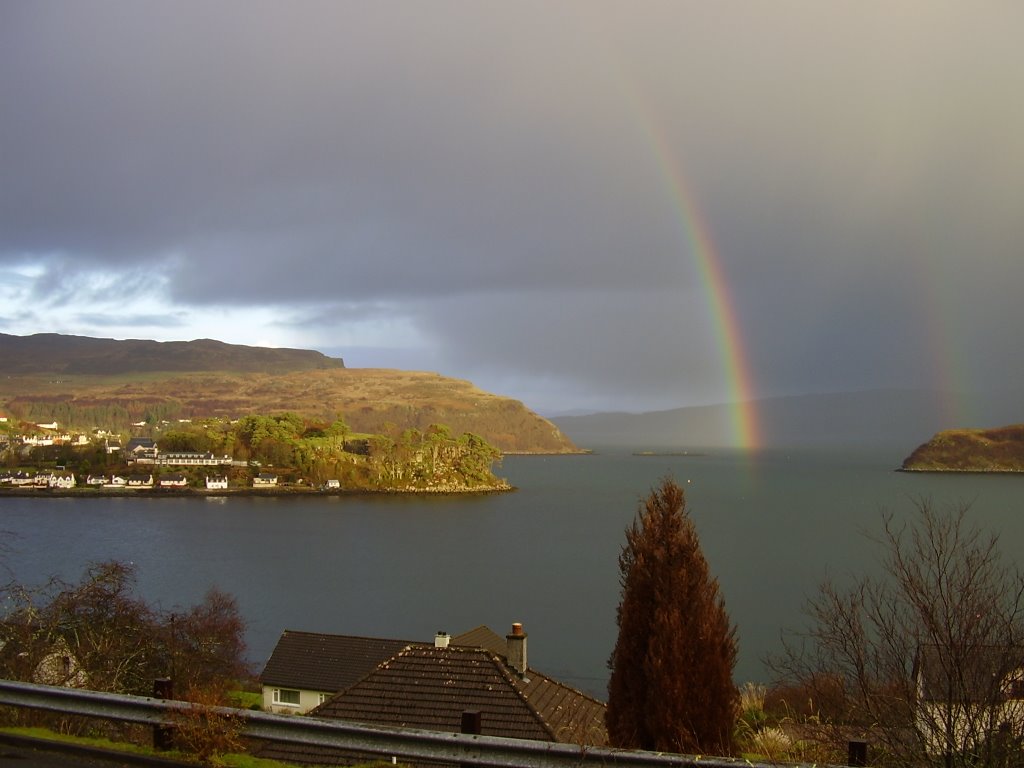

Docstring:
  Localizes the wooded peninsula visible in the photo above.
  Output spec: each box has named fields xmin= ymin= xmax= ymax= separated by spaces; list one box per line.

xmin=0 ymin=333 xmax=582 ymax=493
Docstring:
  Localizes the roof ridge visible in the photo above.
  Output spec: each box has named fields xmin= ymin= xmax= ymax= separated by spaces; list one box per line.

xmin=279 ymin=628 xmax=418 ymax=643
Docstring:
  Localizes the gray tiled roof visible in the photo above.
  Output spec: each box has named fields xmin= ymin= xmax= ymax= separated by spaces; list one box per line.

xmin=259 ymin=630 xmax=412 ymax=693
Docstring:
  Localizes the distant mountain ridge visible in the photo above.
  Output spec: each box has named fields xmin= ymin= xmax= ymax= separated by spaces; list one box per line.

xmin=553 ymin=389 xmax=1024 ymax=451
xmin=0 ymin=333 xmax=345 ymax=375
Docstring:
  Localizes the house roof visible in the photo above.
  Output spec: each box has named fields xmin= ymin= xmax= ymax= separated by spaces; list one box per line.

xmin=312 ymin=645 xmax=560 ymax=740
xmin=257 ymin=628 xmax=607 ymax=765
xmin=452 ymin=625 xmax=506 ymax=655
xmin=259 ymin=630 xmax=412 ymax=693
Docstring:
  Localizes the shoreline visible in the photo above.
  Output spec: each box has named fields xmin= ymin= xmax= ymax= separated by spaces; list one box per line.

xmin=896 ymin=466 xmax=1024 ymax=475
xmin=0 ymin=483 xmax=515 ymax=499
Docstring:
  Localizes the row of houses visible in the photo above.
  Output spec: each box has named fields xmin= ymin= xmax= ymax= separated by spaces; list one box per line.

xmin=0 ymin=470 xmax=280 ymax=490
xmin=0 ymin=470 xmax=78 ymax=489
xmin=0 ymin=429 xmax=234 ymax=468
xmin=82 ymin=472 xmax=229 ymax=489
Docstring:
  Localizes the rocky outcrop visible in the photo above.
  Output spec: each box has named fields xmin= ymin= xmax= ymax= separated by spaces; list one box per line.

xmin=901 ymin=425 xmax=1024 ymax=472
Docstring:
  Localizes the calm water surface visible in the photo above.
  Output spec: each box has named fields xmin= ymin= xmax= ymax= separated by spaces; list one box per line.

xmin=3 ymin=445 xmax=1024 ymax=698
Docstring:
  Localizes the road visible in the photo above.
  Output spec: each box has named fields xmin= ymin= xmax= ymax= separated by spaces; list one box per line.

xmin=0 ymin=734 xmax=192 ymax=768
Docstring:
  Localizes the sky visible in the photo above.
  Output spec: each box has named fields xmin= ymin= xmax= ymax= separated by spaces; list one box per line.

xmin=2 ymin=2 xmax=1024 ymax=418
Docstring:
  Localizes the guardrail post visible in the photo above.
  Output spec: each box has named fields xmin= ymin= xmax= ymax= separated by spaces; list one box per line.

xmin=848 ymin=739 xmax=867 ymax=766
xmin=461 ymin=710 xmax=482 ymax=768
xmin=152 ymin=677 xmax=174 ymax=750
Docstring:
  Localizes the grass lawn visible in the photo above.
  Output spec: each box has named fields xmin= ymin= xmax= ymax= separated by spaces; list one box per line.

xmin=0 ymin=725 xmax=294 ymax=767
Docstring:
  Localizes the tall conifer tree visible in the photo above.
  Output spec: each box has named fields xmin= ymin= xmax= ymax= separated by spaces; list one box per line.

xmin=606 ymin=478 xmax=738 ymax=755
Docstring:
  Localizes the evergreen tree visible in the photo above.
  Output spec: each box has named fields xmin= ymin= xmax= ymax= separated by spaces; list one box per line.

xmin=606 ymin=477 xmax=738 ymax=755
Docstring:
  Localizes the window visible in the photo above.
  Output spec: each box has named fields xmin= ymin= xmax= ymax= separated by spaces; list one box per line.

xmin=318 ymin=693 xmax=330 ymax=705
xmin=273 ymin=688 xmax=300 ymax=706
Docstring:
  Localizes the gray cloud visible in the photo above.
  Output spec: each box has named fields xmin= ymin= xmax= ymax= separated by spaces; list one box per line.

xmin=2 ymin=1 xmax=1023 ymax=414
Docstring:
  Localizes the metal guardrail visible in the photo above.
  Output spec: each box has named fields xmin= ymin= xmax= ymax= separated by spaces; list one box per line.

xmin=0 ymin=679 xmax=795 ymax=768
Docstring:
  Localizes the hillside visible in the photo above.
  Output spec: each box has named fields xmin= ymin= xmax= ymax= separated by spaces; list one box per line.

xmin=0 ymin=334 xmax=577 ymax=454
xmin=901 ymin=425 xmax=1024 ymax=472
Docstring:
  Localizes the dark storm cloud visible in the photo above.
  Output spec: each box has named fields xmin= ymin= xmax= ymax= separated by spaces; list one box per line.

xmin=3 ymin=1 xmax=1024 ymax=412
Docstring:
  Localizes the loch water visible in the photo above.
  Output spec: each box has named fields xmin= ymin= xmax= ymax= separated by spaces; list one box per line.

xmin=3 ymin=444 xmax=1024 ymax=698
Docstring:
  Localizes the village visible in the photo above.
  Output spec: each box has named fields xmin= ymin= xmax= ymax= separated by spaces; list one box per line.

xmin=0 ymin=409 xmax=506 ymax=493
xmin=0 ymin=415 xmax=319 ymax=492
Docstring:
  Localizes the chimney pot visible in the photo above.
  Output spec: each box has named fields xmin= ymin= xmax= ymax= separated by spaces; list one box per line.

xmin=435 ymin=631 xmax=450 ymax=648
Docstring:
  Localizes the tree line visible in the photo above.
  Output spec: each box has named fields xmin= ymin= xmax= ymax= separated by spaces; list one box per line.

xmin=0 ymin=561 xmax=248 ymax=718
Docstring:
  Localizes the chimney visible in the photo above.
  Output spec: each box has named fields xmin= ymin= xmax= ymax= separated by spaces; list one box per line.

xmin=435 ymin=631 xmax=450 ymax=649
xmin=505 ymin=622 xmax=528 ymax=676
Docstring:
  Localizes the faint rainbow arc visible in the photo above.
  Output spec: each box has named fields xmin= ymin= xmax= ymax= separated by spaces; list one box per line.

xmin=640 ymin=126 xmax=762 ymax=450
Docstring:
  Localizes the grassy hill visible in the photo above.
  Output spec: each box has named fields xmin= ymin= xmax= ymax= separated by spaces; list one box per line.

xmin=0 ymin=333 xmax=345 ymax=375
xmin=902 ymin=424 xmax=1024 ymax=472
xmin=0 ymin=334 xmax=577 ymax=454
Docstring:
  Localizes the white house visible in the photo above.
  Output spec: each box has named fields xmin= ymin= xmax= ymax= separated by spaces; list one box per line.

xmin=159 ymin=473 xmax=189 ymax=488
xmin=32 ymin=638 xmax=88 ymax=689
xmin=9 ymin=472 xmax=36 ymax=487
xmin=915 ymin=644 xmax=1024 ymax=755
xmin=205 ymin=476 xmax=229 ymax=490
xmin=125 ymin=438 xmax=158 ymax=463
xmin=48 ymin=471 xmax=76 ymax=489
xmin=260 ymin=630 xmax=414 ymax=714
xmin=158 ymin=452 xmax=232 ymax=466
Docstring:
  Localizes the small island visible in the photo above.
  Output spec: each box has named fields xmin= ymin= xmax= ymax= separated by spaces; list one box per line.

xmin=900 ymin=424 xmax=1024 ymax=473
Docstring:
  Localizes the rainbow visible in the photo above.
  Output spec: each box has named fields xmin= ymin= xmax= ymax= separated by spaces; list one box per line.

xmin=573 ymin=32 xmax=762 ymax=448
xmin=640 ymin=126 xmax=762 ymax=450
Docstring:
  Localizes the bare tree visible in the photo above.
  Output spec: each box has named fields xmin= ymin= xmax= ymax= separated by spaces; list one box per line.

xmin=0 ymin=561 xmax=250 ymax=698
xmin=771 ymin=499 xmax=1024 ymax=768
xmin=606 ymin=477 xmax=738 ymax=755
